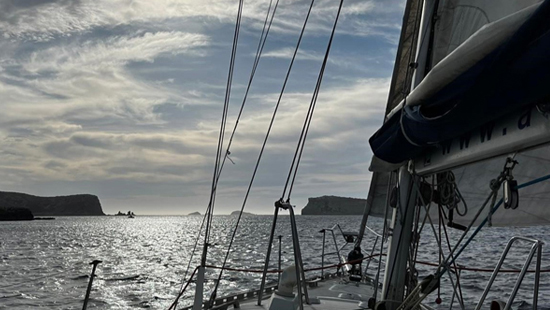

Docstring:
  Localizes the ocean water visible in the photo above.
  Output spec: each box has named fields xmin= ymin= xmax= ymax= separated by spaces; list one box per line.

xmin=0 ymin=215 xmax=549 ymax=309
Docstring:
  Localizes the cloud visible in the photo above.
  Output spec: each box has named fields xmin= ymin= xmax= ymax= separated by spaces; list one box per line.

xmin=0 ymin=31 xmax=210 ymax=132
xmin=0 ymin=0 xmax=400 ymax=213
xmin=24 ymin=31 xmax=209 ymax=73
xmin=0 ymin=0 xmax=396 ymax=42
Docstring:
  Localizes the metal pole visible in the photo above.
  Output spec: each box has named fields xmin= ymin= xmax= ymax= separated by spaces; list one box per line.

xmin=373 ymin=171 xmax=393 ymax=304
xmin=320 ymin=230 xmax=326 ymax=279
xmin=288 ymin=205 xmax=309 ymax=307
xmin=382 ymin=166 xmax=418 ymax=308
xmin=533 ymin=242 xmax=542 ymax=310
xmin=504 ymin=242 xmax=540 ymax=310
xmin=330 ymin=230 xmax=342 ymax=273
xmin=258 ymin=205 xmax=280 ymax=305
xmin=278 ymin=235 xmax=282 ymax=284
xmin=193 ymin=266 xmax=205 ymax=310
xmin=82 ymin=260 xmax=102 ymax=310
xmin=364 ymin=236 xmax=379 ymax=278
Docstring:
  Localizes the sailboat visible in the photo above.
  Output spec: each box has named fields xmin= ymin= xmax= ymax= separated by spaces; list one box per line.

xmin=167 ymin=0 xmax=550 ymax=309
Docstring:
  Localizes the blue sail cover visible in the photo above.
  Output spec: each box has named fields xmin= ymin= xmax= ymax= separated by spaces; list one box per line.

xmin=369 ymin=0 xmax=550 ymax=164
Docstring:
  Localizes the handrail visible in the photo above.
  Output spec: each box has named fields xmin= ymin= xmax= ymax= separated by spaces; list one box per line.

xmin=364 ymin=225 xmax=382 ymax=238
xmin=474 ymin=236 xmax=544 ymax=310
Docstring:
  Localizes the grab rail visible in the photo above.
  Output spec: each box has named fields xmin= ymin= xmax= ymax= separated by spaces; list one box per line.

xmin=474 ymin=236 xmax=543 ymax=310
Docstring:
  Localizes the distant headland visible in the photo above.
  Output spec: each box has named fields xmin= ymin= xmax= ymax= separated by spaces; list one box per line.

xmin=230 ymin=211 xmax=255 ymax=216
xmin=301 ymin=195 xmax=384 ymax=216
xmin=188 ymin=212 xmax=201 ymax=216
xmin=0 ymin=191 xmax=105 ymax=219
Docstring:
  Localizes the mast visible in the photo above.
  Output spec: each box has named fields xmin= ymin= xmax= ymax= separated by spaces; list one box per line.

xmin=381 ymin=167 xmax=418 ymax=305
xmin=380 ymin=0 xmax=437 ymax=307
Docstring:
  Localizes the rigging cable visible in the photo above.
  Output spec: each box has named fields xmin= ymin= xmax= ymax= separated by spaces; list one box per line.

xmin=215 ymin=0 xmax=280 ymax=179
xmin=281 ymin=0 xmax=344 ymax=202
xmin=206 ymin=1 xmax=316 ymax=307
xmin=203 ymin=0 xmax=243 ymax=250
xmin=439 ymin=206 xmax=466 ymax=308
xmin=171 ymin=1 xmax=243 ymax=310
xmin=170 ymin=1 xmax=278 ymax=308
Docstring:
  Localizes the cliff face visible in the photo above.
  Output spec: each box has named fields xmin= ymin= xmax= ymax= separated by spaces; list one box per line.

xmin=0 ymin=191 xmax=105 ymax=216
xmin=301 ymin=195 xmax=384 ymax=216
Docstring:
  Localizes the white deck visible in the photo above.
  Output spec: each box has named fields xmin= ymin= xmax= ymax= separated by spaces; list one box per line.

xmin=236 ymin=277 xmax=377 ymax=310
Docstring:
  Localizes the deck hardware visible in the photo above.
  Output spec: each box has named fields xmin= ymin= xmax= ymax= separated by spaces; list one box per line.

xmin=82 ymin=260 xmax=102 ymax=310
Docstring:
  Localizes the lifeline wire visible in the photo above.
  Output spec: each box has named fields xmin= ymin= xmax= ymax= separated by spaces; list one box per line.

xmin=207 ymin=1 xmax=316 ymax=306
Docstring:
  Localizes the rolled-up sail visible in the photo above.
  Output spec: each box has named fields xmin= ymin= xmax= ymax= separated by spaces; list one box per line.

xmin=369 ymin=0 xmax=550 ymax=164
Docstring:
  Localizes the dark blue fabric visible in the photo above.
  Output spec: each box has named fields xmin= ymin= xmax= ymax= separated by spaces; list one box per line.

xmin=370 ymin=0 xmax=550 ymax=164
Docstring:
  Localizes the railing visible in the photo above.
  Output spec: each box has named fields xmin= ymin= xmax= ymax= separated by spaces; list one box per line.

xmin=474 ymin=236 xmax=544 ymax=310
xmin=318 ymin=223 xmax=383 ymax=282
xmin=74 ymin=244 xmax=550 ymax=310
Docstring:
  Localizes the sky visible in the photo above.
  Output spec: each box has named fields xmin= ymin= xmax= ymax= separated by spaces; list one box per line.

xmin=0 ymin=0 xmax=406 ymax=215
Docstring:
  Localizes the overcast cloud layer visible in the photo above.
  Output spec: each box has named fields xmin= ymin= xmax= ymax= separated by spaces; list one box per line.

xmin=0 ymin=0 xmax=405 ymax=214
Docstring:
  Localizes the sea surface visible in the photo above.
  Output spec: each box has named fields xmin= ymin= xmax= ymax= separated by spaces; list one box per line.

xmin=0 ymin=215 xmax=549 ymax=309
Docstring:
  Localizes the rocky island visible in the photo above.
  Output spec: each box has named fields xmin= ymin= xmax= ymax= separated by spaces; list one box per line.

xmin=188 ymin=212 xmax=201 ymax=216
xmin=301 ymin=195 xmax=384 ymax=216
xmin=230 ymin=211 xmax=254 ymax=216
xmin=0 ymin=191 xmax=105 ymax=217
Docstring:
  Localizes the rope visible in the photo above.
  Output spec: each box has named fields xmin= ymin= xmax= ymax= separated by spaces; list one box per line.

xmin=207 ymin=1 xmax=316 ymax=306
xmin=281 ymin=0 xmax=344 ymax=201
xmin=437 ymin=171 xmax=468 ymax=216
xmin=443 ymin=157 xmax=521 ymax=270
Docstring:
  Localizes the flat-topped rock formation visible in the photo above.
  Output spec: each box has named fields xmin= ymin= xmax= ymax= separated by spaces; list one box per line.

xmin=230 ymin=211 xmax=254 ymax=216
xmin=0 ymin=191 xmax=104 ymax=216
